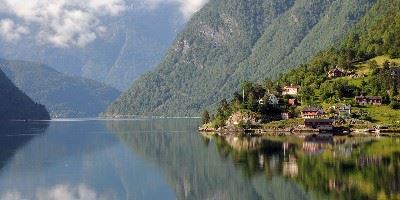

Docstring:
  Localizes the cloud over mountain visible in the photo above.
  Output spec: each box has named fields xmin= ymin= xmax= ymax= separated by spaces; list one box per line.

xmin=0 ymin=0 xmax=126 ymax=47
xmin=0 ymin=0 xmax=207 ymax=47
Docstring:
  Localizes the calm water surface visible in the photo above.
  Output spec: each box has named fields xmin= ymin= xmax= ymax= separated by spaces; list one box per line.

xmin=0 ymin=119 xmax=399 ymax=200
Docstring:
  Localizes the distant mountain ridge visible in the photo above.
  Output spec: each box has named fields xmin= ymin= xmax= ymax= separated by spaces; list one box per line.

xmin=0 ymin=59 xmax=120 ymax=118
xmin=0 ymin=2 xmax=184 ymax=91
xmin=105 ymin=0 xmax=378 ymax=117
xmin=0 ymin=68 xmax=50 ymax=120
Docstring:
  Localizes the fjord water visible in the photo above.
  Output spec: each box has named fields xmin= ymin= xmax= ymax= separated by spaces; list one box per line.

xmin=0 ymin=119 xmax=399 ymax=199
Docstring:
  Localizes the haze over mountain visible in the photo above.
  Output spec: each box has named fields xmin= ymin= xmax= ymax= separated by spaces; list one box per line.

xmin=0 ymin=68 xmax=49 ymax=120
xmin=0 ymin=0 xmax=207 ymax=90
xmin=105 ymin=0 xmax=378 ymax=117
xmin=0 ymin=59 xmax=120 ymax=118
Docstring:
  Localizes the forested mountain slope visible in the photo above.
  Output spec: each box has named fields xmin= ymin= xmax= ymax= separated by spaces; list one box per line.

xmin=105 ymin=0 xmax=377 ymax=117
xmin=0 ymin=60 xmax=120 ymax=118
xmin=0 ymin=69 xmax=50 ymax=120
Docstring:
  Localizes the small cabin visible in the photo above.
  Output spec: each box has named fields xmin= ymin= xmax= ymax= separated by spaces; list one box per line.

xmin=268 ymin=94 xmax=279 ymax=105
xmin=281 ymin=112 xmax=293 ymax=120
xmin=304 ymin=118 xmax=334 ymax=131
xmin=328 ymin=68 xmax=345 ymax=78
xmin=301 ymin=107 xmax=324 ymax=119
xmin=282 ymin=85 xmax=300 ymax=96
xmin=355 ymin=96 xmax=382 ymax=105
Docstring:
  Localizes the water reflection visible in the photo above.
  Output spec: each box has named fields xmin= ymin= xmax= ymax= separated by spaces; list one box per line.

xmin=0 ymin=119 xmax=397 ymax=200
xmin=208 ymin=134 xmax=400 ymax=200
xmin=107 ymin=119 xmax=313 ymax=200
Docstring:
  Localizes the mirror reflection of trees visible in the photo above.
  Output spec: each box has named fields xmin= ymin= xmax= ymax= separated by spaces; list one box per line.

xmin=211 ymin=134 xmax=400 ymax=200
xmin=106 ymin=119 xmax=314 ymax=200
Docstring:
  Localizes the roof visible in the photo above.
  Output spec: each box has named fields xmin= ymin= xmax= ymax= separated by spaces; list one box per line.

xmin=302 ymin=107 xmax=322 ymax=112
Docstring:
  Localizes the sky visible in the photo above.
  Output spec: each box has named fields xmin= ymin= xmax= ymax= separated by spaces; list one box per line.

xmin=0 ymin=0 xmax=208 ymax=47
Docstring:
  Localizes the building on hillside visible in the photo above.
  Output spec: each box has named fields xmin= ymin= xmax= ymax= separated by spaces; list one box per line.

xmin=301 ymin=107 xmax=324 ymax=119
xmin=338 ymin=105 xmax=351 ymax=119
xmin=328 ymin=68 xmax=345 ymax=78
xmin=268 ymin=94 xmax=279 ymax=105
xmin=281 ymin=112 xmax=293 ymax=120
xmin=282 ymin=85 xmax=300 ymax=96
xmin=355 ymin=96 xmax=382 ymax=105
xmin=288 ymin=98 xmax=298 ymax=106
xmin=304 ymin=118 xmax=334 ymax=131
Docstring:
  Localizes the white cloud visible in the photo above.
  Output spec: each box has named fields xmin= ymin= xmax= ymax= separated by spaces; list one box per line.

xmin=141 ymin=0 xmax=208 ymax=19
xmin=0 ymin=184 xmax=111 ymax=200
xmin=0 ymin=19 xmax=29 ymax=42
xmin=0 ymin=0 xmax=126 ymax=47
xmin=178 ymin=0 xmax=208 ymax=18
xmin=0 ymin=0 xmax=208 ymax=47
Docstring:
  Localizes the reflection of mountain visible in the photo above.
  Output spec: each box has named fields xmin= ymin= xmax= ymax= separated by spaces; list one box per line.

xmin=107 ymin=119 xmax=314 ymax=200
xmin=0 ymin=122 xmax=49 ymax=169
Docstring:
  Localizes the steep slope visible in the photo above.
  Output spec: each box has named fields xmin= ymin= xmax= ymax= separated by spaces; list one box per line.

xmin=105 ymin=0 xmax=376 ymax=117
xmin=0 ymin=69 xmax=50 ymax=120
xmin=0 ymin=60 xmax=120 ymax=118
xmin=0 ymin=2 xmax=184 ymax=90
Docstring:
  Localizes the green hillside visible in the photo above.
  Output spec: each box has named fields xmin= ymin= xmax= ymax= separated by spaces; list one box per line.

xmin=205 ymin=0 xmax=400 ymax=126
xmin=105 ymin=0 xmax=377 ymax=117
xmin=0 ymin=60 xmax=120 ymax=118
xmin=0 ymin=69 xmax=50 ymax=120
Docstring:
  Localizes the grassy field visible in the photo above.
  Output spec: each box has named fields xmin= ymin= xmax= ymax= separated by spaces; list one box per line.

xmin=353 ymin=105 xmax=400 ymax=124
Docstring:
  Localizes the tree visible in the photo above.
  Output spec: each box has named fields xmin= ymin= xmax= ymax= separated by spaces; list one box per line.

xmin=201 ymin=110 xmax=210 ymax=125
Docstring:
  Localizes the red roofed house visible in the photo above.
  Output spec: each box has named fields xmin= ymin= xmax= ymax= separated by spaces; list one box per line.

xmin=355 ymin=96 xmax=382 ymax=105
xmin=282 ymin=85 xmax=300 ymax=96
xmin=301 ymin=107 xmax=324 ymax=119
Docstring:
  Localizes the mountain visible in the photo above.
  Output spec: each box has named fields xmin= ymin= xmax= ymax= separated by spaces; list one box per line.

xmin=0 ymin=59 xmax=120 ymax=118
xmin=0 ymin=68 xmax=50 ymax=120
xmin=0 ymin=2 xmax=184 ymax=91
xmin=105 ymin=0 xmax=377 ymax=117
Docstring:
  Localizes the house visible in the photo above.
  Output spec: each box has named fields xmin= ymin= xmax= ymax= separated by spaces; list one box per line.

xmin=304 ymin=118 xmax=334 ymax=131
xmin=282 ymin=85 xmax=300 ymax=96
xmin=328 ymin=68 xmax=345 ymax=78
xmin=338 ymin=105 xmax=351 ymax=119
xmin=301 ymin=107 xmax=324 ymax=119
xmin=268 ymin=94 xmax=279 ymax=105
xmin=355 ymin=96 xmax=382 ymax=105
xmin=281 ymin=112 xmax=293 ymax=120
xmin=288 ymin=98 xmax=298 ymax=106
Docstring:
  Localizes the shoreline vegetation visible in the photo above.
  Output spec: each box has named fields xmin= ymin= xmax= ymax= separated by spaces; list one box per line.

xmin=199 ymin=4 xmax=400 ymax=137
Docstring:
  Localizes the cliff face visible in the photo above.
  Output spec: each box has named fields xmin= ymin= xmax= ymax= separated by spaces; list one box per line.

xmin=105 ymin=0 xmax=376 ymax=117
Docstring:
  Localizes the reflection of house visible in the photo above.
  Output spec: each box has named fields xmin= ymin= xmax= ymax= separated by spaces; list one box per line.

xmin=355 ymin=96 xmax=382 ymax=105
xmin=304 ymin=119 xmax=334 ymax=131
xmin=282 ymin=85 xmax=299 ymax=96
xmin=283 ymin=155 xmax=298 ymax=178
xmin=288 ymin=98 xmax=298 ymax=106
xmin=301 ymin=107 xmax=324 ymax=119
xmin=328 ymin=68 xmax=345 ymax=78
xmin=303 ymin=142 xmax=324 ymax=154
xmin=281 ymin=112 xmax=293 ymax=120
